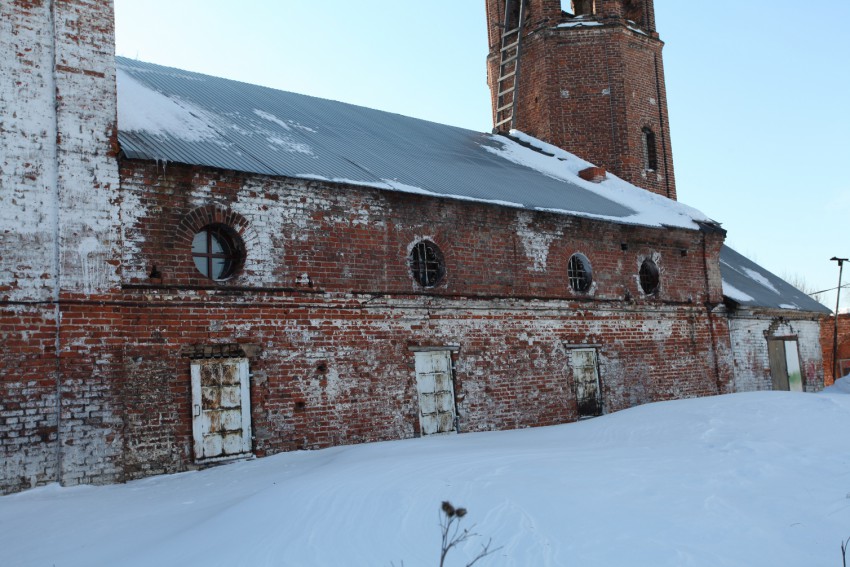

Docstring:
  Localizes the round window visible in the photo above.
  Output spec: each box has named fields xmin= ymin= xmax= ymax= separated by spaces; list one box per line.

xmin=191 ymin=225 xmax=244 ymax=280
xmin=410 ymin=240 xmax=445 ymax=288
xmin=639 ymin=258 xmax=660 ymax=295
xmin=568 ymin=253 xmax=593 ymax=293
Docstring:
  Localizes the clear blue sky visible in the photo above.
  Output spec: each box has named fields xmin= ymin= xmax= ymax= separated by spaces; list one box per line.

xmin=114 ymin=0 xmax=850 ymax=312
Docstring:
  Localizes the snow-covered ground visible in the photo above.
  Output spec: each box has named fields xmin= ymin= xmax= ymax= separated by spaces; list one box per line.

xmin=3 ymin=385 xmax=850 ymax=567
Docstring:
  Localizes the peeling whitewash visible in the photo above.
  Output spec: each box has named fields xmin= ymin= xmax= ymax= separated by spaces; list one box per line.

xmin=1 ymin=0 xmax=122 ymax=494
xmin=516 ymin=212 xmax=561 ymax=272
xmin=0 ymin=1 xmax=60 ymax=301
xmin=1 ymin=1 xmax=120 ymax=300
xmin=117 ymin=183 xmax=148 ymax=281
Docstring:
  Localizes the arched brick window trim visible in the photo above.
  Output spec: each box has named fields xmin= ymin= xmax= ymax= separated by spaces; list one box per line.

xmin=176 ymin=205 xmax=256 ymax=279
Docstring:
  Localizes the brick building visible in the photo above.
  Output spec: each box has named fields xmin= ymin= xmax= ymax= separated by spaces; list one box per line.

xmin=486 ymin=0 xmax=675 ymax=198
xmin=0 ymin=0 xmax=828 ymax=494
xmin=821 ymin=313 xmax=850 ymax=385
xmin=720 ymin=247 xmax=830 ymax=392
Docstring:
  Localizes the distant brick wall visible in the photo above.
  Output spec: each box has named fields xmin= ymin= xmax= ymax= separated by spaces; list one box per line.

xmin=821 ymin=314 xmax=850 ymax=385
xmin=485 ymin=0 xmax=676 ymax=199
xmin=729 ymin=313 xmax=825 ymax=392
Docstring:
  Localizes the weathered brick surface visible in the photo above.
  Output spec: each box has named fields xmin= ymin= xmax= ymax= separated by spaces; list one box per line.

xmin=1 ymin=0 xmax=121 ymax=493
xmin=2 ymin=0 xmax=744 ymax=495
xmin=0 ymin=305 xmax=59 ymax=493
xmin=729 ymin=313 xmax=825 ymax=393
xmin=485 ymin=0 xmax=676 ymax=199
xmin=821 ymin=314 xmax=850 ymax=385
xmin=111 ymin=160 xmax=733 ymax=477
xmin=1 ymin=0 xmax=60 ymax=302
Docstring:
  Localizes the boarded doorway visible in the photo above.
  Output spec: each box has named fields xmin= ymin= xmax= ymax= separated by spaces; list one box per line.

xmin=190 ymin=358 xmax=253 ymax=462
xmin=767 ymin=339 xmax=804 ymax=392
xmin=571 ymin=348 xmax=602 ymax=418
xmin=413 ymin=350 xmax=456 ymax=435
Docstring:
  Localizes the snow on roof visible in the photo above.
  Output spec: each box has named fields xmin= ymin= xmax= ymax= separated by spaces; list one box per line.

xmin=115 ymin=57 xmax=714 ymax=232
xmin=720 ymin=246 xmax=832 ymax=314
xmin=557 ymin=20 xmax=603 ymax=28
xmin=493 ymin=131 xmax=714 ymax=230
xmin=721 ymin=281 xmax=755 ymax=304
xmin=117 ymin=70 xmax=224 ymax=143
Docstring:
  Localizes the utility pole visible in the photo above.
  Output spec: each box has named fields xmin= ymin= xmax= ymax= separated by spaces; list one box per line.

xmin=830 ymin=257 xmax=848 ymax=383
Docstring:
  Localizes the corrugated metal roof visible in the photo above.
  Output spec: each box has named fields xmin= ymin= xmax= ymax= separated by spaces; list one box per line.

xmin=115 ymin=57 xmax=671 ymax=224
xmin=720 ymin=246 xmax=831 ymax=314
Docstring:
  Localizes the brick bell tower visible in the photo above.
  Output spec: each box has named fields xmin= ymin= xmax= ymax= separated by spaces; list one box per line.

xmin=485 ymin=0 xmax=677 ymax=200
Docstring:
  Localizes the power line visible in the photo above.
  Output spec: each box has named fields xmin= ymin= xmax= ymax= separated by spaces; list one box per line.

xmin=810 ymin=283 xmax=850 ymax=296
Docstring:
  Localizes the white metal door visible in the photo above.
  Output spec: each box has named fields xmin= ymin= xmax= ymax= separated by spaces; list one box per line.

xmin=572 ymin=348 xmax=602 ymax=418
xmin=414 ymin=351 xmax=456 ymax=435
xmin=190 ymin=358 xmax=252 ymax=461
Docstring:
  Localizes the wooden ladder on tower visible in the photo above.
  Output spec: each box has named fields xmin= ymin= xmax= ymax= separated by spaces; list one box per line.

xmin=494 ymin=0 xmax=527 ymax=132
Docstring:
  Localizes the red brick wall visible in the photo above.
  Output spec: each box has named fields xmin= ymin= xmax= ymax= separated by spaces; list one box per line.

xmin=821 ymin=314 xmax=850 ymax=385
xmin=120 ymin=161 xmax=717 ymax=302
xmin=107 ymin=159 xmax=732 ymax=479
xmin=2 ymin=145 xmax=734 ymax=493
xmin=485 ymin=0 xmax=676 ymax=199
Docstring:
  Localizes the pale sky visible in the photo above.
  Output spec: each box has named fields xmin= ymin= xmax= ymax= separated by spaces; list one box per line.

xmin=114 ymin=0 xmax=850 ymax=312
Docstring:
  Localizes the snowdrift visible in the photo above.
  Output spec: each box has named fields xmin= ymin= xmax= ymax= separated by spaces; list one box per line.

xmin=2 ymin=388 xmax=849 ymax=566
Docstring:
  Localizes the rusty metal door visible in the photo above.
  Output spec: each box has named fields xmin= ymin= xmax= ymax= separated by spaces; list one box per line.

xmin=414 ymin=351 xmax=456 ymax=435
xmin=768 ymin=340 xmax=789 ymax=391
xmin=190 ymin=358 xmax=252 ymax=461
xmin=572 ymin=348 xmax=602 ymax=418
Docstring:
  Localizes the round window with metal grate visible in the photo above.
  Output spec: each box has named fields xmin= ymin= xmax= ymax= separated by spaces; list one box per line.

xmin=409 ymin=240 xmax=445 ymax=288
xmin=191 ymin=224 xmax=245 ymax=281
xmin=568 ymin=253 xmax=593 ymax=293
xmin=639 ymin=258 xmax=660 ymax=295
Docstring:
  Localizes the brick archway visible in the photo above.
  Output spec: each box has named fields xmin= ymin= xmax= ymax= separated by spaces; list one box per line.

xmin=176 ymin=205 xmax=256 ymax=281
xmin=176 ymin=204 xmax=253 ymax=245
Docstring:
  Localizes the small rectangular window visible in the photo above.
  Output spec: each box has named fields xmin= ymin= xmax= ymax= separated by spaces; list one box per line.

xmin=642 ymin=127 xmax=658 ymax=171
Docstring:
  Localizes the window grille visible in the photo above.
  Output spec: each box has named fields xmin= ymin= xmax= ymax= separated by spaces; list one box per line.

xmin=410 ymin=240 xmax=445 ymax=288
xmin=639 ymin=258 xmax=660 ymax=295
xmin=192 ymin=224 xmax=244 ymax=280
xmin=568 ymin=253 xmax=593 ymax=293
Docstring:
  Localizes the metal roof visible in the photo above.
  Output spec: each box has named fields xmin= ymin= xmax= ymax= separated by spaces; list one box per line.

xmin=720 ymin=246 xmax=831 ymax=314
xmin=114 ymin=57 xmax=677 ymax=225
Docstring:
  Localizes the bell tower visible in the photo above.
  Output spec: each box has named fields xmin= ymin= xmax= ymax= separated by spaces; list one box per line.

xmin=485 ymin=0 xmax=676 ymax=200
